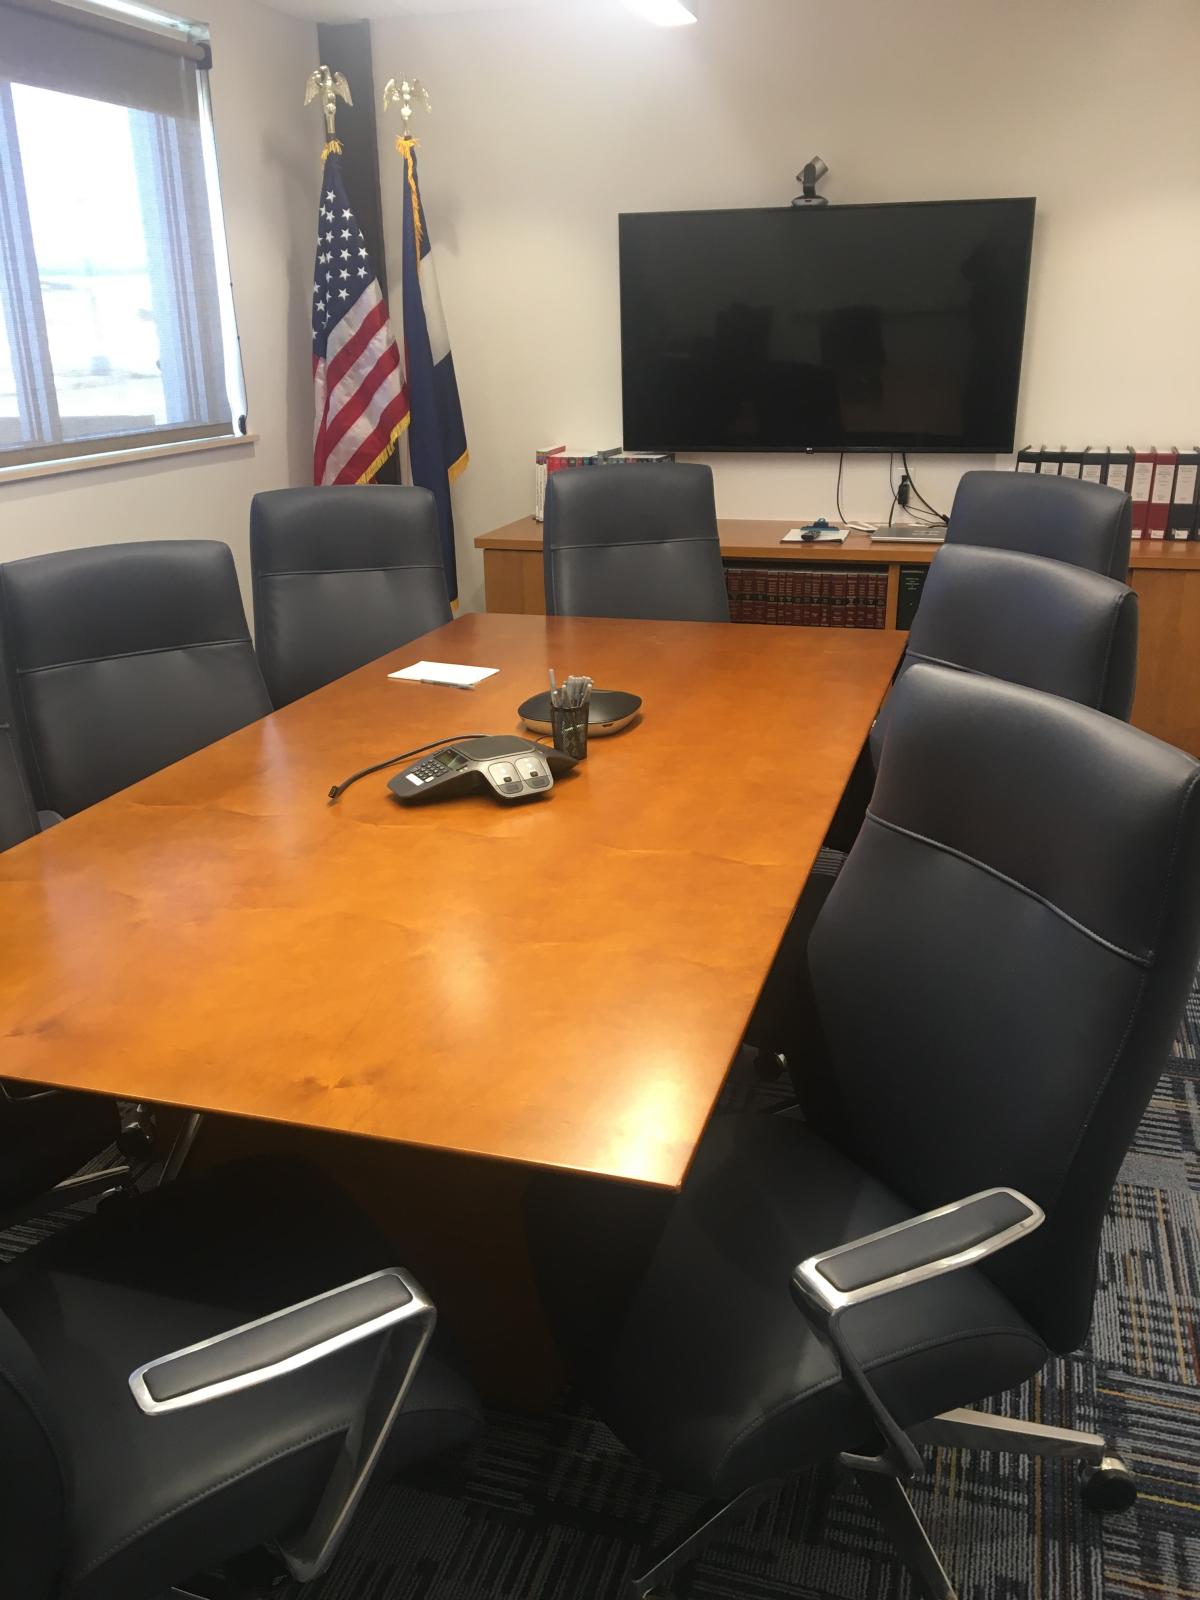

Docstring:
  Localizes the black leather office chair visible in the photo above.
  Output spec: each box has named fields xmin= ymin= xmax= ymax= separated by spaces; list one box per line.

xmin=250 ymin=487 xmax=453 ymax=708
xmin=752 ymin=545 xmax=1140 ymax=1069
xmin=946 ymin=469 xmax=1133 ymax=579
xmin=0 ymin=1153 xmax=481 ymax=1600
xmin=0 ymin=631 xmax=128 ymax=1222
xmin=869 ymin=543 xmax=1138 ymax=768
xmin=0 ymin=541 xmax=271 ymax=817
xmin=543 ymin=464 xmax=731 ymax=621
xmin=534 ymin=665 xmax=1200 ymax=1600
xmin=0 ymin=647 xmax=39 ymax=851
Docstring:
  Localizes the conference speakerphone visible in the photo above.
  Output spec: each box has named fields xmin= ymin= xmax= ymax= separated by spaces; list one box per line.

xmin=388 ymin=735 xmax=578 ymax=804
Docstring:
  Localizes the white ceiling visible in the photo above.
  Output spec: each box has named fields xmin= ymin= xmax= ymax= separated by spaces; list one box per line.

xmin=268 ymin=0 xmax=555 ymax=19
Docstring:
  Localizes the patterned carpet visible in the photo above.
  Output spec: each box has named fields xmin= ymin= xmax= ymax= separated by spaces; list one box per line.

xmin=3 ymin=982 xmax=1197 ymax=1600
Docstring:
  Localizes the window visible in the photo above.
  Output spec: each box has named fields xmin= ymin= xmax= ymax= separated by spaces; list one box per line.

xmin=0 ymin=0 xmax=244 ymax=470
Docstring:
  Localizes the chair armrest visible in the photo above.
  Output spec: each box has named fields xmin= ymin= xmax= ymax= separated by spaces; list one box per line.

xmin=789 ymin=1188 xmax=1043 ymax=1478
xmin=791 ymin=1188 xmax=1043 ymax=1318
xmin=1 ymin=1164 xmax=132 ymax=1229
xmin=129 ymin=1268 xmax=429 ymax=1413
xmin=130 ymin=1267 xmax=437 ymax=1583
xmin=0 ymin=1081 xmax=57 ymax=1102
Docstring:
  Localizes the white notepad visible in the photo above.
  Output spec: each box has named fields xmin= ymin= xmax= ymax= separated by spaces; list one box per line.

xmin=781 ymin=527 xmax=849 ymax=544
xmin=388 ymin=660 xmax=499 ymax=689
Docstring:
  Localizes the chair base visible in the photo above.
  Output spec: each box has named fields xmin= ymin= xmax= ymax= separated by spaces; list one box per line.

xmin=168 ymin=1547 xmax=290 ymax=1600
xmin=851 ymin=1469 xmax=957 ymax=1600
xmin=628 ymin=1484 xmax=779 ymax=1599
xmin=159 ymin=1110 xmax=205 ymax=1185
xmin=628 ymin=1407 xmax=1135 ymax=1600
xmin=910 ymin=1403 xmax=1107 ymax=1461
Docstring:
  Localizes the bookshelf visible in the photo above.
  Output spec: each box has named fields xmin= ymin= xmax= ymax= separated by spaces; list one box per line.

xmin=478 ymin=519 xmax=937 ymax=630
xmin=474 ymin=517 xmax=1200 ymax=757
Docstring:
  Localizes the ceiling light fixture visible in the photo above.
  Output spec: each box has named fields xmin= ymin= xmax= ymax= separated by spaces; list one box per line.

xmin=621 ymin=0 xmax=699 ymax=26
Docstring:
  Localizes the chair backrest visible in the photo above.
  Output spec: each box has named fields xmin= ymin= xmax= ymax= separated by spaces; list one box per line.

xmin=543 ymin=464 xmax=730 ymax=622
xmin=0 ymin=1312 xmax=69 ymax=1599
xmin=810 ymin=664 xmax=1200 ymax=1355
xmin=0 ymin=541 xmax=271 ymax=817
xmin=250 ymin=487 xmax=453 ymax=708
xmin=946 ymin=469 xmax=1132 ymax=580
xmin=0 ymin=627 xmax=39 ymax=851
xmin=869 ymin=544 xmax=1139 ymax=768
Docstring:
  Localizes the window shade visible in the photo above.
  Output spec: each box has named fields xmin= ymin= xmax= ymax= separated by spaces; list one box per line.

xmin=0 ymin=0 xmax=210 ymax=64
xmin=0 ymin=0 xmax=242 ymax=470
xmin=0 ymin=7 xmax=202 ymax=115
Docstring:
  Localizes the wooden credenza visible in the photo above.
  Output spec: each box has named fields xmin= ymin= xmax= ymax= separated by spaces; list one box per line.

xmin=475 ymin=517 xmax=1200 ymax=758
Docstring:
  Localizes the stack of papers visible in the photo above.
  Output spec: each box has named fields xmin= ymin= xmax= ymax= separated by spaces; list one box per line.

xmin=388 ymin=661 xmax=499 ymax=689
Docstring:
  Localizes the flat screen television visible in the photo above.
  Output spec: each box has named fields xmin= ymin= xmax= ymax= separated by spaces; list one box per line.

xmin=619 ymin=198 xmax=1035 ymax=454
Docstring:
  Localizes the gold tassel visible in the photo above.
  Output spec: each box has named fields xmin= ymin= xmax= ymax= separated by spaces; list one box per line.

xmin=396 ymin=136 xmax=424 ymax=257
xmin=320 ymin=138 xmax=344 ymax=164
xmin=355 ymin=412 xmax=411 ymax=487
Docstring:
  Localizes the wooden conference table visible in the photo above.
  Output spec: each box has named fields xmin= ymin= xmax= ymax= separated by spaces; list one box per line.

xmin=0 ymin=611 xmax=902 ymax=1193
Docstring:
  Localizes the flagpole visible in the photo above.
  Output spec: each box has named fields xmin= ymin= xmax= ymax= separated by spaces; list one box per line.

xmin=381 ymin=73 xmax=469 ymax=603
xmin=382 ymin=75 xmax=432 ymax=495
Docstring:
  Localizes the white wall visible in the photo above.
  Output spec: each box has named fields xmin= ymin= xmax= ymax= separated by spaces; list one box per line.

xmin=373 ymin=0 xmax=1200 ymax=612
xmin=0 ymin=0 xmax=319 ymax=611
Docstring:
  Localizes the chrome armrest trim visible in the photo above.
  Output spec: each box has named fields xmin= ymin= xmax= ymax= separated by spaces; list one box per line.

xmin=129 ymin=1267 xmax=432 ymax=1415
xmin=792 ymin=1187 xmax=1044 ymax=1317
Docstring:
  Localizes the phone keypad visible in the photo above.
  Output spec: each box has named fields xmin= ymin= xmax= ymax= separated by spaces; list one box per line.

xmin=412 ymin=757 xmax=448 ymax=782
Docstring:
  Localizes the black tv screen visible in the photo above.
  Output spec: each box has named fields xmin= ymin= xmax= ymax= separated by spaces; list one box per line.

xmin=619 ymin=198 xmax=1035 ymax=454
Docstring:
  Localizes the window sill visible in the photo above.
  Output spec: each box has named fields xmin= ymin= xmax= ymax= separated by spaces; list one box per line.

xmin=0 ymin=431 xmax=260 ymax=486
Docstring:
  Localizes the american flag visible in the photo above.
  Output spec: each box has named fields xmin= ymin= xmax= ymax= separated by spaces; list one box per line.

xmin=312 ymin=147 xmax=409 ymax=485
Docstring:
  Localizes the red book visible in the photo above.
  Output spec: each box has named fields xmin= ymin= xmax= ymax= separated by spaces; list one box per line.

xmin=1130 ymin=447 xmax=1156 ymax=539
xmin=823 ymin=572 xmax=835 ymax=627
xmin=1147 ymin=448 xmax=1178 ymax=541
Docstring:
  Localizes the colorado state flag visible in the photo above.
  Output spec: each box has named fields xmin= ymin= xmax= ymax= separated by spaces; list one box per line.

xmin=396 ymin=136 xmax=468 ymax=600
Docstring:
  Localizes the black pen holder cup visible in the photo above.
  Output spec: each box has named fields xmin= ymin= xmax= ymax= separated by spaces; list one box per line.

xmin=551 ymin=702 xmax=590 ymax=761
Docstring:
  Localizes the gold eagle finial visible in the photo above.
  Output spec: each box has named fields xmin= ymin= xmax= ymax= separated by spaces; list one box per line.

xmin=304 ymin=65 xmax=353 ymax=139
xmin=382 ymin=76 xmax=431 ymax=135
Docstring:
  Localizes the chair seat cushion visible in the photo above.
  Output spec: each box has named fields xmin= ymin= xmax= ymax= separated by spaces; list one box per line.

xmin=603 ymin=1114 xmax=1048 ymax=1499
xmin=0 ymin=1087 xmax=119 ymax=1212
xmin=0 ymin=1156 xmax=480 ymax=1600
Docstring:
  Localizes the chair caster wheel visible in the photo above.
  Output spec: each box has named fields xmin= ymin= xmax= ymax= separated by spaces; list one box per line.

xmin=1082 ymin=1456 xmax=1137 ymax=1513
xmin=752 ymin=1049 xmax=787 ymax=1082
xmin=117 ymin=1104 xmax=157 ymax=1160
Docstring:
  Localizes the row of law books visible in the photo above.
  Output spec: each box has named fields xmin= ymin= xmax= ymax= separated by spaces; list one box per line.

xmin=726 ymin=565 xmax=888 ymax=629
xmin=533 ymin=445 xmax=674 ymax=520
xmin=1015 ymin=446 xmax=1200 ymax=540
